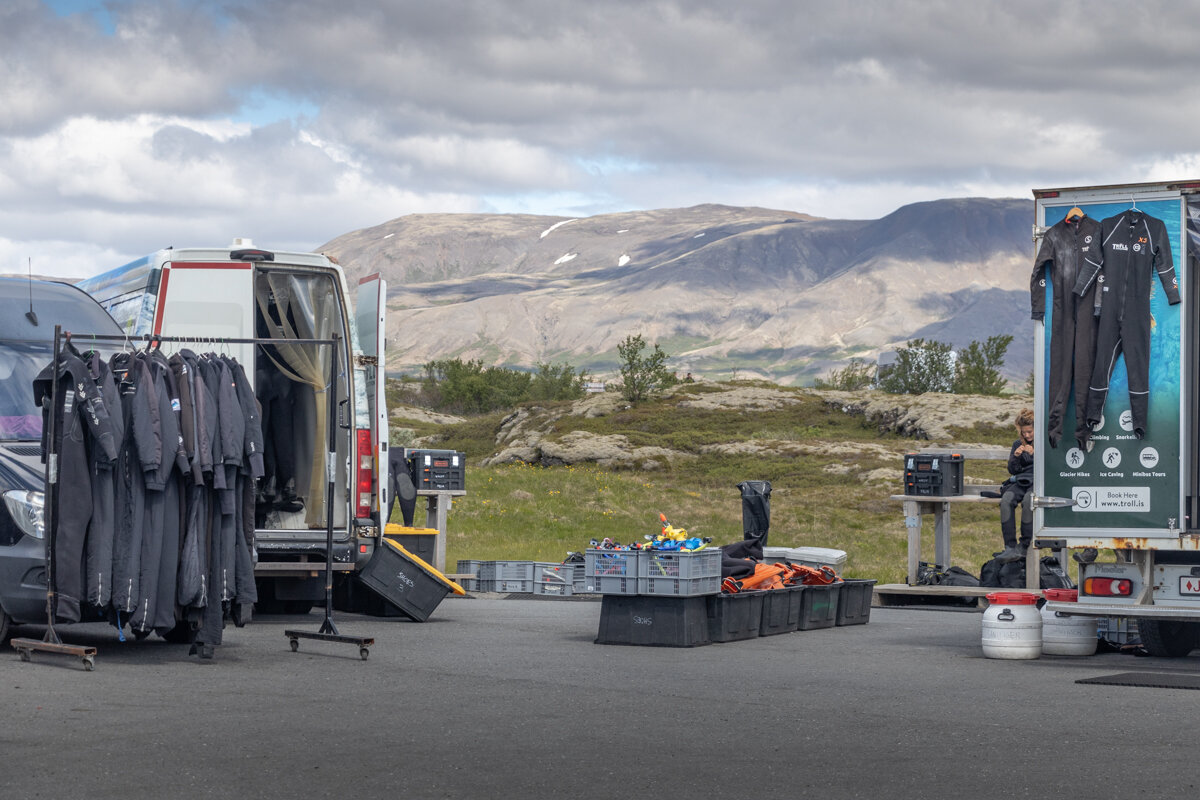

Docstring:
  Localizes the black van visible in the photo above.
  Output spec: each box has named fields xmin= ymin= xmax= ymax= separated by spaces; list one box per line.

xmin=0 ymin=276 xmax=123 ymax=640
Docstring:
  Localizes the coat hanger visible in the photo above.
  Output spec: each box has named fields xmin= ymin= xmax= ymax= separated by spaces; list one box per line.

xmin=1066 ymin=207 xmax=1084 ymax=221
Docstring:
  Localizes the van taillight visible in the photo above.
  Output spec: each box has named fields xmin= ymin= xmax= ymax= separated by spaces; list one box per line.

xmin=1082 ymin=577 xmax=1132 ymax=597
xmin=355 ymin=429 xmax=373 ymax=520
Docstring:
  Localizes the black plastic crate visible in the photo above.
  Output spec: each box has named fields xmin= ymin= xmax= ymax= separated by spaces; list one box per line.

xmin=358 ymin=539 xmax=457 ymax=622
xmin=903 ymin=453 xmax=964 ymax=496
xmin=759 ymin=585 xmax=804 ymax=636
xmin=797 ymin=582 xmax=841 ymax=630
xmin=384 ymin=526 xmax=438 ymax=566
xmin=706 ymin=591 xmax=764 ymax=642
xmin=406 ymin=448 xmax=466 ymax=492
xmin=835 ymin=579 xmax=877 ymax=626
xmin=594 ymin=594 xmax=711 ymax=647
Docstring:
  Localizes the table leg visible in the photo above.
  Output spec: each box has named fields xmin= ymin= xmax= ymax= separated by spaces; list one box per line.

xmin=933 ymin=502 xmax=951 ymax=569
xmin=904 ymin=500 xmax=921 ymax=584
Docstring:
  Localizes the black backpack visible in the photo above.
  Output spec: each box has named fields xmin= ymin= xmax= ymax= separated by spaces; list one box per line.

xmin=913 ymin=562 xmax=980 ymax=587
xmin=980 ymin=554 xmax=1073 ymax=589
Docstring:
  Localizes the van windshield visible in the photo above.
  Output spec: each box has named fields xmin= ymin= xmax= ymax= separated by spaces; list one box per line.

xmin=0 ymin=341 xmax=48 ymax=440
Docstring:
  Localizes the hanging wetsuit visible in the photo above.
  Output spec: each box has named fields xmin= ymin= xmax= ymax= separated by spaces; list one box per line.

xmin=31 ymin=349 xmax=118 ymax=623
xmin=170 ymin=350 xmax=209 ymax=611
xmin=1074 ymin=210 xmax=1181 ymax=438
xmin=1031 ymin=214 xmax=1102 ymax=449
xmin=225 ymin=355 xmax=263 ymax=624
xmin=83 ymin=350 xmax=123 ymax=610
xmin=108 ymin=352 xmax=149 ymax=621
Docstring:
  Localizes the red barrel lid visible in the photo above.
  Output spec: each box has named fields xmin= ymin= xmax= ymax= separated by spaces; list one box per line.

xmin=1042 ymin=588 xmax=1078 ymax=602
xmin=985 ymin=591 xmax=1039 ymax=605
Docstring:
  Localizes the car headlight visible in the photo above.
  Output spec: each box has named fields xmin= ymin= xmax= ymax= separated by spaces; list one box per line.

xmin=3 ymin=490 xmax=45 ymax=540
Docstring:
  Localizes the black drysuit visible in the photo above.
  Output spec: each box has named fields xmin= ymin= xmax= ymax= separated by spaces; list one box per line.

xmin=108 ymin=353 xmax=149 ymax=618
xmin=83 ymin=351 xmax=123 ymax=610
xmin=32 ymin=350 xmax=118 ymax=623
xmin=1031 ymin=214 xmax=1102 ymax=449
xmin=1073 ymin=210 xmax=1181 ymax=438
xmin=169 ymin=350 xmax=209 ymax=611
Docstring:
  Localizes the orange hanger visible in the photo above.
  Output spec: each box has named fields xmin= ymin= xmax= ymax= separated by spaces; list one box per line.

xmin=1066 ymin=207 xmax=1084 ymax=221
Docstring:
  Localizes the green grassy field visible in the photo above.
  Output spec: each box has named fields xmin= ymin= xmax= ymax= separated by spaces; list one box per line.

xmin=393 ymin=385 xmax=1026 ymax=584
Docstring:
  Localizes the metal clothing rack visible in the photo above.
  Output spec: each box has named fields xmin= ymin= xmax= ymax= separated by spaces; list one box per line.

xmin=11 ymin=326 xmax=372 ymax=668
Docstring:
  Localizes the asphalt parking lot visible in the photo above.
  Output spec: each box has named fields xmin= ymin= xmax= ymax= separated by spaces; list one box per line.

xmin=4 ymin=597 xmax=1199 ymax=799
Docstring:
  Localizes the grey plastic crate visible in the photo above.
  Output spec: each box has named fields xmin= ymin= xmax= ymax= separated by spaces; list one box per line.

xmin=456 ymin=559 xmax=483 ymax=592
xmin=570 ymin=562 xmax=591 ymax=593
xmin=478 ymin=578 xmax=534 ymax=593
xmin=585 ymin=549 xmax=642 ymax=594
xmin=638 ymin=550 xmax=722 ymax=597
xmin=478 ymin=561 xmax=535 ymax=581
xmin=533 ymin=562 xmax=575 ymax=596
xmin=1097 ymin=617 xmax=1139 ymax=645
xmin=587 ymin=575 xmax=638 ymax=595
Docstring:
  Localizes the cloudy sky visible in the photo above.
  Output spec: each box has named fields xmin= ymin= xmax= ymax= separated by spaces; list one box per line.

xmin=5 ymin=0 xmax=1200 ymax=277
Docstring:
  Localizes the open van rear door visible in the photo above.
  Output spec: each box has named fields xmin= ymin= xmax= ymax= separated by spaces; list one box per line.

xmin=356 ymin=274 xmax=389 ymax=525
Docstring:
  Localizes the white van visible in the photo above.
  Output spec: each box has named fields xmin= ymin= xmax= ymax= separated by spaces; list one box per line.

xmin=77 ymin=241 xmax=389 ymax=611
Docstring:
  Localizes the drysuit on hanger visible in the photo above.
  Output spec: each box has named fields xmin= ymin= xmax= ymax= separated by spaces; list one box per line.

xmin=1031 ymin=212 xmax=1102 ymax=449
xmin=31 ymin=347 xmax=118 ymax=623
xmin=1073 ymin=209 xmax=1181 ymax=438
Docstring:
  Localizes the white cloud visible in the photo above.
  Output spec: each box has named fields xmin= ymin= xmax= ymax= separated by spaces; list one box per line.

xmin=5 ymin=0 xmax=1200 ymax=275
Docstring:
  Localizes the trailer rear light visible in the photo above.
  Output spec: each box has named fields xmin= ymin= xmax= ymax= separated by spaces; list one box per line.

xmin=1082 ymin=577 xmax=1132 ymax=596
xmin=355 ymin=429 xmax=373 ymax=519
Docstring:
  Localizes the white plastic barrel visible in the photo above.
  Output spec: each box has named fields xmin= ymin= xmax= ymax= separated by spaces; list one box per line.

xmin=982 ymin=592 xmax=1042 ymax=659
xmin=1040 ymin=588 xmax=1098 ymax=657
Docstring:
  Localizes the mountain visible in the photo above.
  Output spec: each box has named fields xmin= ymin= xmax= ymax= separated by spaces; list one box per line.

xmin=320 ymin=198 xmax=1035 ymax=384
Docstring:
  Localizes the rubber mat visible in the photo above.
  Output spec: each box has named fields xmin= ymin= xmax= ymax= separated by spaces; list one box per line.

xmin=1076 ymin=672 xmax=1200 ymax=690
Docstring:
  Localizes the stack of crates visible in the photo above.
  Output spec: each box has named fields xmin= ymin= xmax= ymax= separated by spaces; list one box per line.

xmin=477 ymin=560 xmax=535 ymax=593
xmin=457 ymin=559 xmax=595 ymax=594
xmin=585 ymin=548 xmax=722 ymax=597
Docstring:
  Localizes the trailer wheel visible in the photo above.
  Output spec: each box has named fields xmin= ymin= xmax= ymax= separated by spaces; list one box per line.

xmin=1136 ymin=618 xmax=1200 ymax=657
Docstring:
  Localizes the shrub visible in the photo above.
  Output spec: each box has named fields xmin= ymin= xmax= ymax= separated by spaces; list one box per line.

xmin=616 ymin=334 xmax=672 ymax=404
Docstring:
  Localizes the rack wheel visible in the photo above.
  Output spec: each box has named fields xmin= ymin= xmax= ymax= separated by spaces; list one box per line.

xmin=289 ymin=638 xmax=299 ymax=652
xmin=82 ymin=655 xmax=95 ymax=671
xmin=359 ymin=647 xmax=370 ymax=661
xmin=18 ymin=649 xmax=30 ymax=662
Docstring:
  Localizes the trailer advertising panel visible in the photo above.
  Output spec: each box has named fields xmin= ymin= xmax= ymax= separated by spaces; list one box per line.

xmin=1034 ymin=187 xmax=1185 ymax=538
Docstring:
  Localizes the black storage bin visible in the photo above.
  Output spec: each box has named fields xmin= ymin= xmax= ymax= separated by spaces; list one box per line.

xmin=384 ymin=527 xmax=438 ymax=566
xmin=706 ymin=591 xmax=764 ymax=642
xmin=759 ymin=585 xmax=804 ymax=636
xmin=357 ymin=539 xmax=456 ymax=622
xmin=406 ymin=448 xmax=466 ymax=492
xmin=835 ymin=579 xmax=876 ymax=626
xmin=903 ymin=453 xmax=964 ymax=496
xmin=595 ymin=594 xmax=711 ymax=647
xmin=797 ymin=582 xmax=841 ymax=630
